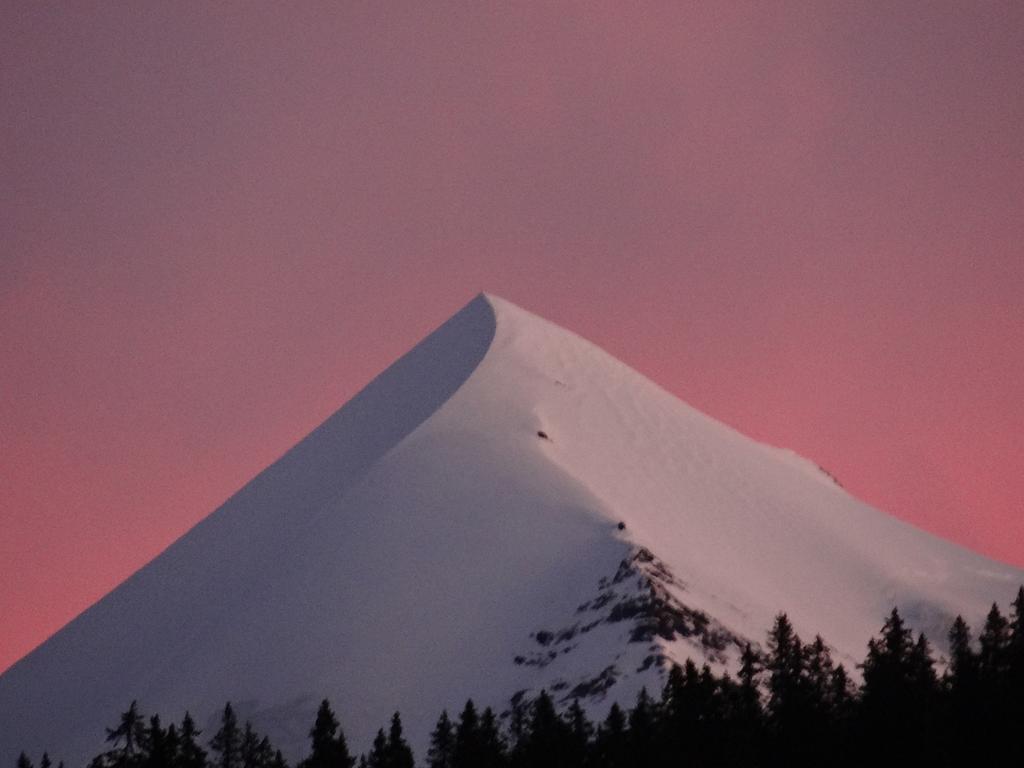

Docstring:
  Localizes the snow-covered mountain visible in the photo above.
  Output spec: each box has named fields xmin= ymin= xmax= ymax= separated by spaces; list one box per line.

xmin=1 ymin=293 xmax=1020 ymax=765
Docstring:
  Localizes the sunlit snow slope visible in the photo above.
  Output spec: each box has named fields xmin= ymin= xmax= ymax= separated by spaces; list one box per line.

xmin=2 ymin=294 xmax=1020 ymax=766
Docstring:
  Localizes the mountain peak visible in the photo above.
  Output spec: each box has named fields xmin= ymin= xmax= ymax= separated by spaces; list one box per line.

xmin=2 ymin=294 xmax=1020 ymax=766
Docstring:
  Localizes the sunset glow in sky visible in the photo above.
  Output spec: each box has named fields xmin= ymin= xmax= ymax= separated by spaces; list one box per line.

xmin=2 ymin=3 xmax=1023 ymax=672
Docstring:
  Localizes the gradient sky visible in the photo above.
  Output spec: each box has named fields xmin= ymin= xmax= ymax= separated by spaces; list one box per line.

xmin=2 ymin=2 xmax=1023 ymax=673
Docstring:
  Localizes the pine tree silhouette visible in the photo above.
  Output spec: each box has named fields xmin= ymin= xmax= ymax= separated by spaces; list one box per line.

xmin=661 ymin=659 xmax=724 ymax=762
xmin=1009 ymin=587 xmax=1024 ymax=764
xmin=1010 ymin=586 xmax=1024 ymax=675
xmin=426 ymin=711 xmax=454 ymax=768
xmin=592 ymin=704 xmax=628 ymax=768
xmin=451 ymin=700 xmax=481 ymax=768
xmin=520 ymin=691 xmax=571 ymax=768
xmin=764 ymin=614 xmax=810 ymax=767
xmin=978 ymin=601 xmax=1014 ymax=763
xmin=801 ymin=635 xmax=839 ymax=763
xmin=363 ymin=731 xmax=386 ymax=768
xmin=944 ymin=614 xmax=979 ymax=762
xmin=164 ymin=726 xmax=181 ymax=768
xmin=829 ymin=662 xmax=855 ymax=763
xmin=737 ymin=643 xmax=762 ymax=720
xmin=385 ymin=713 xmax=414 ymax=768
xmin=859 ymin=609 xmax=939 ymax=764
xmin=804 ymin=636 xmax=833 ymax=707
xmin=240 ymin=722 xmax=275 ymax=768
xmin=476 ymin=708 xmax=506 ymax=768
xmin=177 ymin=713 xmax=207 ymax=768
xmin=210 ymin=704 xmax=241 ymax=768
xmin=505 ymin=697 xmax=527 ymax=768
xmin=626 ymin=688 xmax=656 ymax=768
xmin=563 ymin=700 xmax=591 ymax=768
xmin=300 ymin=700 xmax=353 ymax=768
xmin=730 ymin=644 xmax=765 ymax=767
xmin=947 ymin=615 xmax=977 ymax=694
xmin=239 ymin=724 xmax=258 ymax=768
xmin=910 ymin=632 xmax=940 ymax=763
xmin=142 ymin=715 xmax=175 ymax=768
xmin=95 ymin=701 xmax=147 ymax=768
xmin=979 ymin=603 xmax=1010 ymax=680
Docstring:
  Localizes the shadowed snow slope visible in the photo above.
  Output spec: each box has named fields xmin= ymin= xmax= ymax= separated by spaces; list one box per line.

xmin=1 ymin=293 xmax=1021 ymax=765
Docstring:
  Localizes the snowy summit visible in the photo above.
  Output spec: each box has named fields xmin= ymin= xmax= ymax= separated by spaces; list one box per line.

xmin=1 ymin=293 xmax=1020 ymax=765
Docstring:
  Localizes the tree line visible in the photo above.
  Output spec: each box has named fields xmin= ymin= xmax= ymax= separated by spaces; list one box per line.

xmin=15 ymin=586 xmax=1024 ymax=768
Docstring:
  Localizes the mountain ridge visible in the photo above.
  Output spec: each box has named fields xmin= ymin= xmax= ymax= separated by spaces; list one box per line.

xmin=2 ymin=292 xmax=1020 ymax=765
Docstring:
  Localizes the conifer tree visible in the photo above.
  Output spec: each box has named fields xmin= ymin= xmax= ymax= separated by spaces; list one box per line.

xmin=592 ymin=704 xmax=628 ymax=768
xmin=859 ymin=609 xmax=939 ymax=765
xmin=700 ymin=664 xmax=732 ymax=764
xmin=947 ymin=615 xmax=977 ymax=693
xmin=239 ymin=724 xmax=258 ymax=768
xmin=17 ymin=753 xmax=34 ymax=768
xmin=978 ymin=601 xmax=1015 ymax=762
xmin=451 ymin=700 xmax=480 ymax=768
xmin=143 ymin=715 xmax=175 ymax=768
xmin=1007 ymin=586 xmax=1024 ymax=768
xmin=364 ymin=731 xmax=387 ymax=768
xmin=177 ymin=713 xmax=207 ymax=768
xmin=308 ymin=701 xmax=339 ymax=767
xmin=764 ymin=614 xmax=810 ymax=766
xmin=1010 ymin=586 xmax=1024 ymax=667
xmin=944 ymin=613 xmax=979 ymax=762
xmin=862 ymin=609 xmax=914 ymax=702
xmin=658 ymin=662 xmax=686 ymax=760
xmin=765 ymin=614 xmax=805 ymax=725
xmin=426 ymin=711 xmax=454 ymax=768
xmin=564 ymin=700 xmax=591 ymax=768
xmin=301 ymin=700 xmax=353 ymax=768
xmin=828 ymin=662 xmax=855 ymax=765
xmin=737 ymin=643 xmax=762 ymax=720
xmin=505 ymin=698 xmax=527 ymax=768
xmin=165 ymin=726 xmax=180 ymax=768
xmin=909 ymin=633 xmax=938 ymax=694
xmin=520 ymin=690 xmax=571 ymax=768
xmin=804 ymin=636 xmax=834 ymax=708
xmin=114 ymin=702 xmax=147 ymax=762
xmin=210 ymin=704 xmax=241 ymax=768
xmin=801 ymin=635 xmax=839 ymax=762
xmin=911 ymin=633 xmax=941 ymax=763
xmin=979 ymin=603 xmax=1010 ymax=682
xmin=727 ymin=645 xmax=764 ymax=767
xmin=476 ymin=708 xmax=506 ymax=768
xmin=627 ymin=688 xmax=656 ymax=768
xmin=259 ymin=736 xmax=273 ymax=768
xmin=40 ymin=755 xmax=51 ymax=768
xmin=385 ymin=713 xmax=414 ymax=768
xmin=661 ymin=659 xmax=722 ymax=761
xmin=239 ymin=723 xmax=274 ymax=768
xmin=829 ymin=664 xmax=855 ymax=722
xmin=99 ymin=701 xmax=147 ymax=768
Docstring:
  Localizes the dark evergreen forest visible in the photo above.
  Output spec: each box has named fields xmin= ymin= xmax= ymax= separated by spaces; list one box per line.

xmin=14 ymin=586 xmax=1024 ymax=768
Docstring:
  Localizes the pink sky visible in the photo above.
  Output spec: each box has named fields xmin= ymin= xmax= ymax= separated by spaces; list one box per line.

xmin=2 ymin=3 xmax=1022 ymax=673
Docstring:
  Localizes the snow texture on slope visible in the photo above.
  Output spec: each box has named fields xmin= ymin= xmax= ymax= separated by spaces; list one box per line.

xmin=1 ymin=293 xmax=1021 ymax=766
